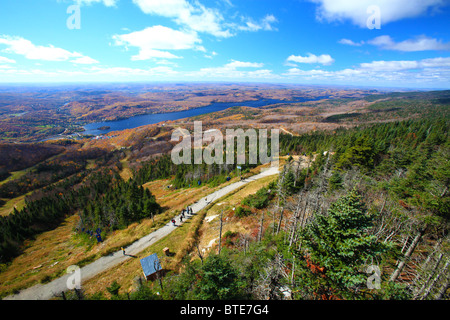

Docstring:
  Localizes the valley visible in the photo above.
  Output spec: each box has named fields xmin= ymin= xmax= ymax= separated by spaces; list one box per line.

xmin=0 ymin=84 xmax=448 ymax=302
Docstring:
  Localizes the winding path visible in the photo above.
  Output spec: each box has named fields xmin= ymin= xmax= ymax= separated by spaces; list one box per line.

xmin=4 ymin=166 xmax=279 ymax=300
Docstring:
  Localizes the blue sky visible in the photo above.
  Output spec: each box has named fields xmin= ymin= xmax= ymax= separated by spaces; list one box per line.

xmin=0 ymin=0 xmax=449 ymax=88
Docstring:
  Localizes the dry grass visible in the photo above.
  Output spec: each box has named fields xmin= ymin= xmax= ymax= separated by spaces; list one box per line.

xmin=0 ymin=215 xmax=81 ymax=297
xmin=0 ymin=167 xmax=256 ymax=297
xmin=81 ymin=204 xmax=209 ymax=296
xmin=119 ymin=157 xmax=133 ymax=181
xmin=0 ymin=161 xmax=282 ymax=298
xmin=0 ymin=170 xmax=27 ymax=187
xmin=198 ymin=175 xmax=277 ymax=254
xmin=0 ymin=193 xmax=29 ymax=217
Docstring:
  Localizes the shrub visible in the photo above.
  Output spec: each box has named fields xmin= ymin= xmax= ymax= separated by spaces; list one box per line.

xmin=242 ymin=187 xmax=273 ymax=209
xmin=235 ymin=206 xmax=251 ymax=218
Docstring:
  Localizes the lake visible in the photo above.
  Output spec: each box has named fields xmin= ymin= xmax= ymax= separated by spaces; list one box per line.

xmin=82 ymin=97 xmax=324 ymax=136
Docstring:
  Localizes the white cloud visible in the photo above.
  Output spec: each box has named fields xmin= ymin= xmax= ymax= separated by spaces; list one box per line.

xmin=420 ymin=57 xmax=450 ymax=68
xmin=204 ymin=51 xmax=218 ymax=59
xmin=226 ymin=60 xmax=264 ymax=69
xmin=188 ymin=60 xmax=272 ymax=79
xmin=0 ymin=35 xmax=97 ymax=63
xmin=239 ymin=14 xmax=278 ymax=32
xmin=359 ymin=60 xmax=420 ymax=71
xmin=287 ymin=53 xmax=335 ymax=66
xmin=283 ymin=57 xmax=450 ymax=86
xmin=112 ymin=26 xmax=202 ymax=60
xmin=0 ymin=56 xmax=16 ymax=64
xmin=132 ymin=0 xmax=232 ymax=38
xmin=132 ymin=0 xmax=277 ymax=38
xmin=309 ymin=0 xmax=448 ymax=27
xmin=75 ymin=0 xmax=118 ymax=7
xmin=70 ymin=56 xmax=99 ymax=64
xmin=368 ymin=35 xmax=450 ymax=51
xmin=339 ymin=38 xmax=364 ymax=46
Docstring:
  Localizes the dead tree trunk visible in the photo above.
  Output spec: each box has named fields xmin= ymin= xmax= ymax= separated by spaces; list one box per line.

xmin=390 ymin=227 xmax=426 ymax=282
xmin=414 ymin=253 xmax=444 ymax=299
xmin=400 ymin=235 xmax=410 ymax=253
xmin=258 ymin=211 xmax=265 ymax=242
xmin=195 ymin=243 xmax=204 ymax=264
xmin=289 ymin=192 xmax=303 ymax=249
xmin=275 ymin=167 xmax=287 ymax=235
xmin=276 ymin=207 xmax=284 ymax=235
xmin=294 ymin=157 xmax=302 ymax=188
xmin=422 ymin=259 xmax=450 ymax=300
xmin=434 ymin=276 xmax=450 ymax=300
xmin=218 ymin=209 xmax=223 ymax=255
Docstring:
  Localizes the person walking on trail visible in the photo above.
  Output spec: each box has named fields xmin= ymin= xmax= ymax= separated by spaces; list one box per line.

xmin=171 ymin=219 xmax=176 ymax=226
xmin=180 ymin=215 xmax=183 ymax=223
xmin=121 ymin=247 xmax=126 ymax=255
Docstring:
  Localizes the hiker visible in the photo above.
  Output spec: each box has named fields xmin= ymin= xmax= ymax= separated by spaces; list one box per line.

xmin=171 ymin=219 xmax=176 ymax=226
xmin=121 ymin=247 xmax=126 ymax=255
xmin=180 ymin=215 xmax=183 ymax=223
xmin=190 ymin=207 xmax=193 ymax=214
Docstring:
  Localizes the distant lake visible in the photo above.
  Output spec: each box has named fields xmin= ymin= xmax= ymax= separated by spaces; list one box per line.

xmin=82 ymin=97 xmax=324 ymax=136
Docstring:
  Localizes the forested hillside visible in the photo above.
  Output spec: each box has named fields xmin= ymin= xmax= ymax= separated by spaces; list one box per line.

xmin=0 ymin=95 xmax=448 ymax=300
xmin=56 ymin=116 xmax=448 ymax=301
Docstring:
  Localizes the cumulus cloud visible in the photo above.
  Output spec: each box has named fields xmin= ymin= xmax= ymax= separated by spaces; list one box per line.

xmin=359 ymin=60 xmax=420 ymax=71
xmin=238 ymin=14 xmax=278 ymax=32
xmin=225 ymin=60 xmax=264 ymax=69
xmin=132 ymin=0 xmax=232 ymax=38
xmin=132 ymin=0 xmax=277 ymax=38
xmin=283 ymin=57 xmax=450 ymax=85
xmin=0 ymin=56 xmax=16 ymax=64
xmin=0 ymin=35 xmax=98 ymax=63
xmin=308 ymin=0 xmax=448 ymax=27
xmin=339 ymin=38 xmax=364 ymax=46
xmin=368 ymin=35 xmax=450 ymax=51
xmin=189 ymin=59 xmax=272 ymax=79
xmin=287 ymin=53 xmax=335 ymax=66
xmin=112 ymin=26 xmax=203 ymax=60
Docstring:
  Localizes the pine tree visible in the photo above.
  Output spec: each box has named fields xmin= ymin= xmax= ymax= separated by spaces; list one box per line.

xmin=297 ymin=189 xmax=390 ymax=299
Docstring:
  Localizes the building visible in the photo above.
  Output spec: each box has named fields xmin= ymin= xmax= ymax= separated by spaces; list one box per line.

xmin=140 ymin=253 xmax=162 ymax=281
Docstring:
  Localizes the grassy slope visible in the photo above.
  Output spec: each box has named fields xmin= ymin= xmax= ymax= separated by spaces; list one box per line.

xmin=0 ymin=161 xmax=280 ymax=298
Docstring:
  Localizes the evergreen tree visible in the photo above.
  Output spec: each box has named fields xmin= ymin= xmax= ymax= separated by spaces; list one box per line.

xmin=196 ymin=254 xmax=244 ymax=300
xmin=296 ymin=189 xmax=390 ymax=299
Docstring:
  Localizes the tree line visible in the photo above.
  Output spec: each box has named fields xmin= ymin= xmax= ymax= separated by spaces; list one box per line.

xmin=0 ymin=168 xmax=160 ymax=263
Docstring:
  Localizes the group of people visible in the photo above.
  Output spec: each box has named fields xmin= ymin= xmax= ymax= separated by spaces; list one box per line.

xmin=171 ymin=206 xmax=194 ymax=226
